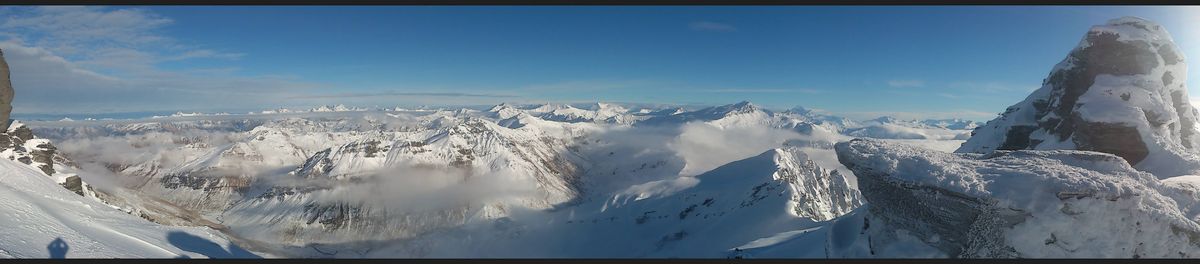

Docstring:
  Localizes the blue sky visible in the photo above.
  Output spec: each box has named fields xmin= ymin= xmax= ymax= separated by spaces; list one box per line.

xmin=1 ymin=6 xmax=1197 ymax=120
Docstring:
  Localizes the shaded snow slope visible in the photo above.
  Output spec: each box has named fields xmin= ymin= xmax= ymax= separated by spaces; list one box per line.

xmin=269 ymin=147 xmax=862 ymax=258
xmin=0 ymin=158 xmax=262 ymax=258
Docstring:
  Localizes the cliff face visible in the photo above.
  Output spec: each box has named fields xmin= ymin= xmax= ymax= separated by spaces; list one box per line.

xmin=957 ymin=17 xmax=1200 ymax=178
xmin=0 ymin=49 xmax=14 ymax=131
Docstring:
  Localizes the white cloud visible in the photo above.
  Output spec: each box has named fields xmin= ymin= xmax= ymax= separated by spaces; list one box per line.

xmin=669 ymin=122 xmax=810 ymax=176
xmin=689 ymin=21 xmax=737 ymax=32
xmin=0 ymin=6 xmax=318 ymax=114
xmin=887 ymin=79 xmax=925 ymax=88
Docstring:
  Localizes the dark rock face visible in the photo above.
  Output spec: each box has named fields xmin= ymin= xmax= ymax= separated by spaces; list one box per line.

xmin=1034 ymin=29 xmax=1158 ymax=165
xmin=62 ymin=175 xmax=85 ymax=196
xmin=293 ymin=149 xmax=334 ymax=179
xmin=159 ymin=171 xmax=250 ymax=192
xmin=1073 ymin=119 xmax=1149 ymax=164
xmin=0 ymin=49 xmax=13 ymax=130
xmin=958 ymin=17 xmax=1200 ymax=177
xmin=303 ymin=203 xmax=367 ymax=230
xmin=839 ymin=141 xmax=1022 ymax=258
xmin=852 ymin=169 xmax=1022 ymax=258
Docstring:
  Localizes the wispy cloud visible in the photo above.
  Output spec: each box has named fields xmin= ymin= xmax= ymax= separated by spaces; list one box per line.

xmin=887 ymin=79 xmax=925 ymax=88
xmin=948 ymin=81 xmax=1039 ymax=93
xmin=689 ymin=21 xmax=737 ymax=32
xmin=518 ymin=79 xmax=658 ymax=93
xmin=835 ymin=110 xmax=998 ymax=121
xmin=936 ymin=93 xmax=961 ymax=99
xmin=288 ymin=91 xmax=520 ymax=99
xmin=700 ymin=88 xmax=822 ymax=94
xmin=0 ymin=6 xmax=317 ymax=114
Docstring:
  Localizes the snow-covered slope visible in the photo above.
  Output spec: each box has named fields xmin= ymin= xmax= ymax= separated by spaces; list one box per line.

xmin=278 ymin=147 xmax=862 ymax=258
xmin=958 ymin=16 xmax=1200 ymax=178
xmin=834 ymin=138 xmax=1200 ymax=258
xmin=0 ymin=158 xmax=262 ymax=258
xmin=20 ymin=100 xmax=977 ymax=257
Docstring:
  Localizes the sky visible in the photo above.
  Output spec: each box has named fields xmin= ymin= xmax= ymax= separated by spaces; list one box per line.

xmin=1 ymin=6 xmax=1198 ymax=121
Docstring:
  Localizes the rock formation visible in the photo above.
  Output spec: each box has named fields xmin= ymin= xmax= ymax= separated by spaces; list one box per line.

xmin=0 ymin=49 xmax=13 ymax=130
xmin=957 ymin=17 xmax=1200 ymax=178
xmin=837 ymin=138 xmax=1200 ymax=258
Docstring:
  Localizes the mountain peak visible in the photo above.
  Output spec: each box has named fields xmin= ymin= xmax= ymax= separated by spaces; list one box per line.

xmin=958 ymin=17 xmax=1200 ymax=177
xmin=787 ymin=106 xmax=812 ymax=115
xmin=720 ymin=101 xmax=759 ymax=113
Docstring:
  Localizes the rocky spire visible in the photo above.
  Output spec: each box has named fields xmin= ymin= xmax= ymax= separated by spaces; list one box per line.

xmin=957 ymin=17 xmax=1200 ymax=178
xmin=0 ymin=49 xmax=13 ymax=130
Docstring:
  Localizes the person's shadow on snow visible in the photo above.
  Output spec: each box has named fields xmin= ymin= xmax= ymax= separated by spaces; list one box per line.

xmin=47 ymin=237 xmax=68 ymax=258
xmin=166 ymin=232 xmax=260 ymax=259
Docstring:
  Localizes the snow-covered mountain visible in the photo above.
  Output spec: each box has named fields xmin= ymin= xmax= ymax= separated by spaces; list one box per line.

xmin=14 ymin=96 xmax=989 ymax=255
xmin=959 ymin=17 xmax=1200 ymax=178
xmin=219 ymin=115 xmax=591 ymax=244
xmin=264 ymin=147 xmax=861 ymax=258
xmin=19 ymin=100 xmax=911 ymax=256
xmin=8 ymin=16 xmax=1200 ymax=260
xmin=790 ymin=17 xmax=1200 ymax=259
xmin=842 ymin=116 xmax=976 ymax=140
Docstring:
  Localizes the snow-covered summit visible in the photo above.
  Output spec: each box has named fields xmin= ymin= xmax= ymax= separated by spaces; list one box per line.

xmin=957 ymin=16 xmax=1200 ymax=178
xmin=639 ymin=101 xmax=770 ymax=127
xmin=310 ymin=104 xmax=369 ymax=113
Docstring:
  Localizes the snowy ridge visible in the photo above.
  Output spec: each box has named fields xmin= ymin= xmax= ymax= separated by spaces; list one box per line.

xmin=834 ymin=139 xmax=1200 ymax=258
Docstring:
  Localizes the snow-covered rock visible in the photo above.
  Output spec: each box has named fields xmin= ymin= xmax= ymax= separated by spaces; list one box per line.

xmin=0 ymin=121 xmax=100 ymax=201
xmin=836 ymin=138 xmax=1200 ymax=258
xmin=958 ymin=16 xmax=1200 ymax=178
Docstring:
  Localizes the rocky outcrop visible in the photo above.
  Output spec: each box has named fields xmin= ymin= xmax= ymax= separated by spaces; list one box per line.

xmin=958 ymin=17 xmax=1200 ymax=178
xmin=1 ymin=122 xmax=58 ymax=176
xmin=837 ymin=138 xmax=1200 ymax=258
xmin=0 ymin=48 xmax=13 ymax=131
xmin=771 ymin=147 xmax=864 ymax=221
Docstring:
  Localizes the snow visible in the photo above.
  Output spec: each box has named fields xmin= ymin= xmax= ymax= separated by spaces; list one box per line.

xmin=835 ymin=138 xmax=1200 ymax=258
xmin=270 ymin=146 xmax=859 ymax=258
xmin=0 ymin=158 xmax=263 ymax=258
